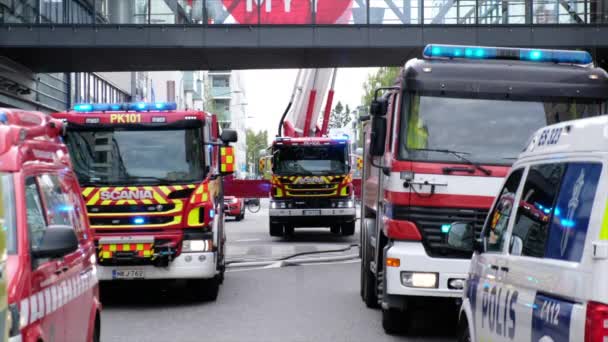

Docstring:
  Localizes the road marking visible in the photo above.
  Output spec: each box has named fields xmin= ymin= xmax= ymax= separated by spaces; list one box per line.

xmin=234 ymin=238 xmax=262 ymax=242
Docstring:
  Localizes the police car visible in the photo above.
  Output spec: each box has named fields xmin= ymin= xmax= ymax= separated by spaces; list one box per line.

xmin=446 ymin=114 xmax=608 ymax=342
xmin=0 ymin=109 xmax=101 ymax=342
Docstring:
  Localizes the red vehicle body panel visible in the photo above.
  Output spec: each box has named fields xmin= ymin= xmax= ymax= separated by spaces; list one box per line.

xmin=1 ymin=108 xmax=100 ymax=342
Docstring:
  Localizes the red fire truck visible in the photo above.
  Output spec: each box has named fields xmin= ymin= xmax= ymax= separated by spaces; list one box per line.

xmin=52 ymin=102 xmax=237 ymax=300
xmin=359 ymin=45 xmax=608 ymax=334
xmin=1 ymin=109 xmax=100 ymax=342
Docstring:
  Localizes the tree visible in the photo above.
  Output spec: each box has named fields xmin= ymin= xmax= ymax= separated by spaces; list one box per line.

xmin=328 ymin=101 xmax=352 ymax=129
xmin=361 ymin=67 xmax=401 ymax=108
xmin=356 ymin=67 xmax=401 ymax=147
xmin=246 ymin=129 xmax=269 ymax=175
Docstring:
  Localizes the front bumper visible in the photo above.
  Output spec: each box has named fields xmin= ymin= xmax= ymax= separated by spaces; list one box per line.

xmin=98 ymin=251 xmax=217 ymax=280
xmin=269 ymin=207 xmax=356 ymax=227
xmin=385 ymin=241 xmax=469 ymax=299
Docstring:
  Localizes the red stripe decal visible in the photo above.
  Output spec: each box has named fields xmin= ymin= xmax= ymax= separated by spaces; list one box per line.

xmin=391 ymin=160 xmax=510 ymax=178
xmin=385 ymin=190 xmax=495 ymax=209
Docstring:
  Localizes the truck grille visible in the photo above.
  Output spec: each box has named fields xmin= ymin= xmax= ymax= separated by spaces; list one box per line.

xmin=391 ymin=206 xmax=488 ymax=258
xmin=88 ymin=204 xmax=175 ymax=214
xmin=90 ymin=216 xmax=175 ymax=226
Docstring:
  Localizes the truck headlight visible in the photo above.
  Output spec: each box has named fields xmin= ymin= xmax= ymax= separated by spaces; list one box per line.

xmin=401 ymin=272 xmax=438 ymax=288
xmin=271 ymin=201 xmax=286 ymax=209
xmin=182 ymin=240 xmax=211 ymax=252
xmin=337 ymin=200 xmax=354 ymax=208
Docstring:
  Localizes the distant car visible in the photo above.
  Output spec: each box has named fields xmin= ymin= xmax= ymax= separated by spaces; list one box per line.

xmin=224 ymin=196 xmax=245 ymax=221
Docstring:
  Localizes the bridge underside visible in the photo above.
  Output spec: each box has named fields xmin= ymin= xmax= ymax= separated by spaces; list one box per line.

xmin=2 ymin=25 xmax=608 ymax=72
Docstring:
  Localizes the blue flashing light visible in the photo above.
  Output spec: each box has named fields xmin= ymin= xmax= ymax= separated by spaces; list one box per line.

xmin=423 ymin=44 xmax=593 ymax=65
xmin=133 ymin=217 xmax=145 ymax=225
xmin=441 ymin=224 xmax=451 ymax=234
xmin=57 ymin=205 xmax=74 ymax=212
xmin=74 ymin=104 xmax=94 ymax=112
xmin=209 ymin=209 xmax=215 ymax=219
xmin=560 ymin=219 xmax=575 ymax=228
xmin=543 ymin=208 xmax=551 ymax=214
xmin=0 ymin=112 xmax=7 ymax=124
xmin=73 ymin=102 xmax=178 ymax=113
xmin=554 ymin=207 xmax=561 ymax=216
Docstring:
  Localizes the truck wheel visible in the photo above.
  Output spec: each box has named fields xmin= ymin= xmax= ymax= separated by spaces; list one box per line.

xmin=341 ymin=222 xmax=355 ymax=236
xmin=284 ymin=225 xmax=294 ymax=236
xmin=457 ymin=317 xmax=471 ymax=342
xmin=188 ymin=277 xmax=220 ymax=302
xmin=382 ymin=308 xmax=408 ymax=335
xmin=269 ymin=223 xmax=283 ymax=237
xmin=330 ymin=225 xmax=340 ymax=234
xmin=362 ymin=234 xmax=379 ymax=308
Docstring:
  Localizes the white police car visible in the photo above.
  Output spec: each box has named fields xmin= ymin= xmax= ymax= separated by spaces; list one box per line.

xmin=446 ymin=115 xmax=608 ymax=342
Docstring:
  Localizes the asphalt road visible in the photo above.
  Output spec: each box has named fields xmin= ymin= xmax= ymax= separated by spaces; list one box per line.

xmin=100 ymin=201 xmax=457 ymax=342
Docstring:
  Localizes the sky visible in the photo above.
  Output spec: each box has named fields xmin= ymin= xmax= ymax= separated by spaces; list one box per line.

xmin=242 ymin=67 xmax=378 ymax=137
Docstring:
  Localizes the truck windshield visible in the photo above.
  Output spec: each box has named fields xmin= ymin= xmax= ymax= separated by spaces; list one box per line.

xmin=0 ymin=174 xmax=16 ymax=254
xmin=401 ymin=94 xmax=605 ymax=165
xmin=65 ymin=128 xmax=204 ymax=185
xmin=274 ymin=145 xmax=348 ymax=175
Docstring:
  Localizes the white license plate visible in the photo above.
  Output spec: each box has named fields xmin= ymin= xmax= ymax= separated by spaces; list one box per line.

xmin=303 ymin=210 xmax=321 ymax=216
xmin=112 ymin=269 xmax=144 ymax=279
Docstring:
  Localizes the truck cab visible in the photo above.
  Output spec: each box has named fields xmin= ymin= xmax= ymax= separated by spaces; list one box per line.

xmin=52 ymin=102 xmax=237 ymax=301
xmin=1 ymin=108 xmax=100 ymax=342
xmin=268 ymin=136 xmax=356 ymax=236
xmin=360 ymin=45 xmax=608 ymax=334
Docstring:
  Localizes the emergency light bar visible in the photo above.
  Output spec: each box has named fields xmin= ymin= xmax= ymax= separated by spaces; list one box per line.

xmin=73 ymin=102 xmax=178 ymax=113
xmin=422 ymin=44 xmax=592 ymax=65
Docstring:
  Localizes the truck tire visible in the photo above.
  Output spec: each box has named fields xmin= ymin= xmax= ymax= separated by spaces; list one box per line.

xmin=458 ymin=316 xmax=471 ymax=342
xmin=269 ymin=223 xmax=283 ymax=237
xmin=362 ymin=236 xmax=379 ymax=308
xmin=382 ymin=308 xmax=408 ymax=335
xmin=188 ymin=276 xmax=220 ymax=302
xmin=341 ymin=222 xmax=355 ymax=236
xmin=284 ymin=225 xmax=294 ymax=236
xmin=330 ymin=225 xmax=340 ymax=234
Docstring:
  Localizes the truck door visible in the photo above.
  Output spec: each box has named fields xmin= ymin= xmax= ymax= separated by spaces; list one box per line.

xmin=37 ymin=173 xmax=96 ymax=342
xmin=24 ymin=176 xmax=67 ymax=342
xmin=473 ymin=168 xmax=524 ymax=342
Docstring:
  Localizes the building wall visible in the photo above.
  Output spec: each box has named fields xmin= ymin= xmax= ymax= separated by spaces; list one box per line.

xmin=208 ymin=70 xmax=248 ymax=178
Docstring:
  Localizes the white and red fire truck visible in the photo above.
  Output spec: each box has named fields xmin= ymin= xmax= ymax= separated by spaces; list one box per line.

xmin=359 ymin=45 xmax=608 ymax=334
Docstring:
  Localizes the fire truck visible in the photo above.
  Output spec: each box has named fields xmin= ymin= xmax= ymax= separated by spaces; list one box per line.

xmin=52 ymin=102 xmax=237 ymax=300
xmin=359 ymin=45 xmax=608 ymax=334
xmin=268 ymin=136 xmax=356 ymax=236
xmin=268 ymin=69 xmax=356 ymax=236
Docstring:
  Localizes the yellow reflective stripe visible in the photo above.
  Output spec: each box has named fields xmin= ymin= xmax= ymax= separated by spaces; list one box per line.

xmin=174 ymin=185 xmax=183 ymax=190
xmin=109 ymin=244 xmax=117 ymax=251
xmin=101 ymin=200 xmax=112 ymax=205
xmin=126 ymin=199 xmax=137 ymax=205
xmin=221 ymin=165 xmax=226 ymax=172
xmin=600 ymin=200 xmax=608 ymax=240
xmin=102 ymin=251 xmax=110 ymax=258
xmin=136 ymin=244 xmax=144 ymax=251
xmin=122 ymin=244 xmax=130 ymax=251
xmin=152 ymin=191 xmax=168 ymax=204
xmin=82 ymin=187 xmax=94 ymax=197
xmin=158 ymin=186 xmax=171 ymax=195
xmin=114 ymin=186 xmax=124 ymax=192
xmin=87 ymin=187 xmax=106 ymax=205
xmin=141 ymin=199 xmax=152 ymax=205
xmin=116 ymin=200 xmax=126 ymax=205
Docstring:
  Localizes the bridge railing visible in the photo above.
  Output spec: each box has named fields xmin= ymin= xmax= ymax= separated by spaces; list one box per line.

xmin=0 ymin=0 xmax=605 ymax=25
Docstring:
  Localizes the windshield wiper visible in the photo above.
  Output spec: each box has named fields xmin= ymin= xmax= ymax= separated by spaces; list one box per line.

xmin=412 ymin=148 xmax=492 ymax=176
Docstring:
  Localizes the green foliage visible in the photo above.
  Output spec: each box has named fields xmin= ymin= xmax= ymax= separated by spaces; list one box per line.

xmin=361 ymin=67 xmax=401 ymax=108
xmin=246 ymin=129 xmax=269 ymax=174
xmin=328 ymin=101 xmax=352 ymax=129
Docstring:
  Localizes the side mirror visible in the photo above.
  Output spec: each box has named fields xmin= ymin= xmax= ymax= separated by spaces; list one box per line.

xmin=220 ymin=146 xmax=235 ymax=175
xmin=220 ymin=129 xmax=238 ymax=144
xmin=370 ymin=99 xmax=388 ymax=117
xmin=509 ymin=235 xmax=523 ymax=256
xmin=31 ymin=225 xmax=78 ymax=259
xmin=446 ymin=222 xmax=475 ymax=252
xmin=370 ymin=116 xmax=387 ymax=156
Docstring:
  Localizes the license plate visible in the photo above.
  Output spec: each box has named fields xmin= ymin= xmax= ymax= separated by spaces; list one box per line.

xmin=303 ymin=210 xmax=321 ymax=216
xmin=112 ymin=269 xmax=144 ymax=279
